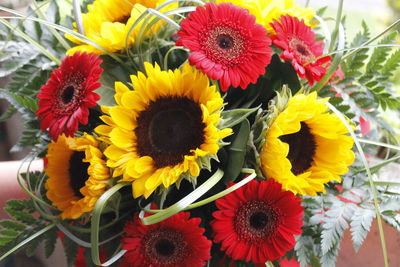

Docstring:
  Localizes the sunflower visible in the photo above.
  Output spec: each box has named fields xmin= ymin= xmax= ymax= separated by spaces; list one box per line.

xmin=176 ymin=2 xmax=272 ymax=91
xmin=270 ymin=15 xmax=331 ymax=85
xmin=211 ymin=179 xmax=304 ymax=264
xmin=95 ymin=62 xmax=231 ymax=198
xmin=260 ymin=92 xmax=355 ymax=196
xmin=45 ymin=134 xmax=111 ymax=219
xmin=122 ymin=211 xmax=211 ymax=266
xmin=36 ymin=52 xmax=103 ymax=140
xmin=216 ymin=0 xmax=315 ymax=33
xmin=65 ymin=0 xmax=176 ymax=55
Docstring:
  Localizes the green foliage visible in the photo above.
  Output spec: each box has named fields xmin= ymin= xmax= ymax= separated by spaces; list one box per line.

xmin=223 ymin=119 xmax=250 ymax=182
xmin=0 ymin=1 xmax=65 ymax=152
xmin=0 ymin=196 xmax=57 ymax=258
xmin=62 ymin=233 xmax=79 ymax=267
xmin=350 ymin=207 xmax=375 ymax=251
xmin=320 ymin=21 xmax=400 ymax=133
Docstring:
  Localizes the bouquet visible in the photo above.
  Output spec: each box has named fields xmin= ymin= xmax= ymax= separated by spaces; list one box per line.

xmin=0 ymin=0 xmax=400 ymax=266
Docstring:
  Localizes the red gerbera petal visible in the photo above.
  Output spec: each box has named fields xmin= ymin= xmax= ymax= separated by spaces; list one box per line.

xmin=121 ymin=211 xmax=211 ymax=267
xmin=35 ymin=52 xmax=103 ymax=140
xmin=270 ymin=15 xmax=331 ymax=85
xmin=176 ymin=2 xmax=272 ymax=91
xmin=211 ymin=179 xmax=304 ymax=264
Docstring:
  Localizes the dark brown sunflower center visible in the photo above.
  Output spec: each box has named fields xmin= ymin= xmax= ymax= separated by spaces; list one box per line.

xmin=279 ymin=122 xmax=316 ymax=175
xmin=143 ymin=229 xmax=186 ymax=265
xmin=234 ymin=200 xmax=280 ymax=243
xmin=202 ymin=25 xmax=246 ymax=65
xmin=289 ymin=38 xmax=314 ymax=62
xmin=68 ymin=151 xmax=90 ymax=198
xmin=217 ymin=34 xmax=234 ymax=50
xmin=135 ymin=97 xmax=205 ymax=169
xmin=114 ymin=15 xmax=130 ymax=24
xmin=61 ymin=85 xmax=75 ymax=104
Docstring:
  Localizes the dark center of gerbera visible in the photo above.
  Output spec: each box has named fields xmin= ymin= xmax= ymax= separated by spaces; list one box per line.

xmin=279 ymin=122 xmax=317 ymax=175
xmin=135 ymin=97 xmax=206 ymax=169
xmin=289 ymin=38 xmax=314 ymax=62
xmin=202 ymin=26 xmax=246 ymax=65
xmin=217 ymin=34 xmax=234 ymax=50
xmin=143 ymin=229 xmax=187 ymax=265
xmin=234 ymin=200 xmax=280 ymax=243
xmin=68 ymin=151 xmax=90 ymax=198
xmin=56 ymin=77 xmax=84 ymax=114
xmin=61 ymin=86 xmax=75 ymax=104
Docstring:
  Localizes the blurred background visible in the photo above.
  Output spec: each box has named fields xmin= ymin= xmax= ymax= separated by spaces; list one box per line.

xmin=0 ymin=0 xmax=399 ymax=267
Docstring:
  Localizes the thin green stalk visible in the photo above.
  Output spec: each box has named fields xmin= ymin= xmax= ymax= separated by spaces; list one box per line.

xmin=0 ymin=223 xmax=56 ymax=261
xmin=313 ymin=23 xmax=345 ymax=92
xmin=329 ymin=0 xmax=344 ymax=52
xmin=140 ymin=169 xmax=224 ymax=225
xmin=0 ymin=18 xmax=61 ymax=65
xmin=91 ymin=183 xmax=129 ymax=265
xmin=358 ymin=138 xmax=400 ymax=151
xmin=185 ymin=172 xmax=256 ymax=210
xmin=31 ymin=0 xmax=71 ymax=50
xmin=73 ymin=0 xmax=84 ymax=35
xmin=327 ymin=102 xmax=389 ymax=267
xmin=353 ymin=155 xmax=400 ymax=175
xmin=343 ymin=17 xmax=400 ymax=60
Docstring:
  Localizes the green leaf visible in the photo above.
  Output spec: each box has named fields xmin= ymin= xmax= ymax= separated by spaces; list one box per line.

xmin=350 ymin=208 xmax=376 ymax=252
xmin=366 ymin=32 xmax=397 ymax=73
xmin=381 ymin=49 xmax=400 ymax=77
xmin=295 ymin=235 xmax=314 ymax=267
xmin=220 ymin=106 xmax=259 ymax=129
xmin=0 ymin=89 xmax=38 ymax=113
xmin=0 ymin=229 xmax=19 ymax=237
xmin=223 ymin=119 xmax=250 ymax=182
xmin=0 ymin=41 xmax=40 ymax=78
xmin=63 ymin=235 xmax=79 ymax=267
xmin=44 ymin=227 xmax=58 ymax=258
xmin=320 ymin=202 xmax=356 ymax=254
xmin=0 ymin=105 xmax=17 ymax=121
xmin=4 ymin=208 xmax=36 ymax=224
xmin=0 ymin=220 xmax=25 ymax=231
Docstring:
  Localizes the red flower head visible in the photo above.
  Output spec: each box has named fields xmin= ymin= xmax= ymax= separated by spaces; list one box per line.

xmin=36 ymin=52 xmax=103 ymax=140
xmin=122 ymin=211 xmax=211 ymax=267
xmin=211 ymin=179 xmax=304 ymax=264
xmin=270 ymin=15 xmax=331 ymax=85
xmin=176 ymin=2 xmax=272 ymax=91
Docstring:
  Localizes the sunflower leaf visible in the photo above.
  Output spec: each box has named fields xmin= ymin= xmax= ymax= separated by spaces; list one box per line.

xmin=223 ymin=119 xmax=250 ymax=183
xmin=220 ymin=106 xmax=260 ymax=129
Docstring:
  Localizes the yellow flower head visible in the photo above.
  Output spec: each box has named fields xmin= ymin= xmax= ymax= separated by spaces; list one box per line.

xmin=45 ymin=134 xmax=111 ymax=219
xmin=66 ymin=0 xmax=176 ymax=55
xmin=260 ymin=92 xmax=355 ymax=196
xmin=95 ymin=62 xmax=232 ymax=198
xmin=216 ymin=0 xmax=315 ymax=33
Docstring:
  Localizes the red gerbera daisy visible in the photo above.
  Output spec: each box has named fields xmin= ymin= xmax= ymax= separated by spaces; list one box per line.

xmin=36 ymin=52 xmax=103 ymax=140
xmin=176 ymin=3 xmax=272 ymax=91
xmin=270 ymin=15 xmax=331 ymax=85
xmin=122 ymin=211 xmax=211 ymax=267
xmin=211 ymin=179 xmax=304 ymax=264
